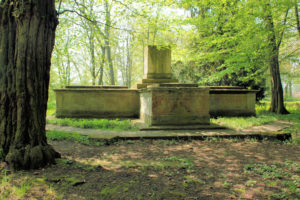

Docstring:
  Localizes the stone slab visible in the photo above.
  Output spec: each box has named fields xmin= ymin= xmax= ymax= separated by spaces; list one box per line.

xmin=141 ymin=78 xmax=178 ymax=84
xmin=46 ymin=122 xmax=291 ymax=141
xmin=210 ymin=88 xmax=258 ymax=117
xmin=66 ymin=85 xmax=128 ymax=89
xmin=132 ymin=119 xmax=224 ymax=130
xmin=157 ymin=83 xmax=198 ymax=88
xmin=55 ymin=89 xmax=139 ymax=118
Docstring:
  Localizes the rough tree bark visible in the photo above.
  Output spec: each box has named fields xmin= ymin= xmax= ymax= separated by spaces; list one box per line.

xmin=0 ymin=0 xmax=60 ymax=169
xmin=264 ymin=3 xmax=289 ymax=114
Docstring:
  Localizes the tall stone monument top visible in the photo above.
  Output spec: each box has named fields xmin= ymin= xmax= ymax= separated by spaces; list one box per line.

xmin=144 ymin=45 xmax=172 ymax=79
xmin=135 ymin=45 xmax=177 ymax=89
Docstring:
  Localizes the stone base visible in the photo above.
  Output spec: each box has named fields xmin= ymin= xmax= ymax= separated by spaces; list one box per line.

xmin=140 ymin=86 xmax=210 ymax=127
xmin=132 ymin=120 xmax=222 ymax=131
xmin=134 ymin=78 xmax=178 ymax=89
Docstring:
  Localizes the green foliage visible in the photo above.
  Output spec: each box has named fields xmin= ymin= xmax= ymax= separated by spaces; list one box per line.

xmin=46 ymin=118 xmax=137 ymax=131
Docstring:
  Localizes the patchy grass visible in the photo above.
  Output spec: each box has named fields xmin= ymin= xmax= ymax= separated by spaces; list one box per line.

xmin=46 ymin=130 xmax=105 ymax=146
xmin=212 ymin=101 xmax=300 ymax=142
xmin=211 ymin=115 xmax=277 ymax=130
xmin=243 ymin=161 xmax=300 ymax=199
xmin=0 ymin=170 xmax=62 ymax=200
xmin=47 ymin=118 xmax=137 ymax=131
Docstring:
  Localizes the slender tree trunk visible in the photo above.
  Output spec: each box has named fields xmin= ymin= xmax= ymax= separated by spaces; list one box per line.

xmin=289 ymin=80 xmax=292 ymax=97
xmin=295 ymin=1 xmax=300 ymax=36
xmin=264 ymin=3 xmax=289 ymax=114
xmin=66 ymin=52 xmax=71 ymax=85
xmin=98 ymin=46 xmax=105 ymax=85
xmin=0 ymin=0 xmax=60 ymax=169
xmin=104 ymin=0 xmax=114 ymax=85
xmin=73 ymin=63 xmax=82 ymax=83
xmin=126 ymin=37 xmax=132 ymax=88
xmin=89 ymin=31 xmax=96 ymax=85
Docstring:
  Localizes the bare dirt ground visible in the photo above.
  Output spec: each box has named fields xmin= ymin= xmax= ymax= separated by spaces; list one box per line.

xmin=2 ymin=138 xmax=298 ymax=200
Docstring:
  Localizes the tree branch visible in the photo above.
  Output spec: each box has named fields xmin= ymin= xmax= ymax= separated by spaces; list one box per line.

xmin=57 ymin=0 xmax=63 ymax=17
xmin=58 ymin=9 xmax=136 ymax=33
xmin=279 ymin=47 xmax=300 ymax=61
xmin=111 ymin=0 xmax=148 ymax=18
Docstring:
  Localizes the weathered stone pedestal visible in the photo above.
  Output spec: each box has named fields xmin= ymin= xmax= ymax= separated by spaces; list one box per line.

xmin=138 ymin=84 xmax=210 ymax=128
xmin=135 ymin=46 xmax=177 ymax=89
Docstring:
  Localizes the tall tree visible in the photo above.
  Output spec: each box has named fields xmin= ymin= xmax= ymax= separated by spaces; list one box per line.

xmin=0 ymin=0 xmax=60 ymax=169
xmin=263 ymin=1 xmax=290 ymax=114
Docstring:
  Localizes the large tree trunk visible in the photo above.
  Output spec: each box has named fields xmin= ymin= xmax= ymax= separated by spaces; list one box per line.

xmin=264 ymin=3 xmax=289 ymax=114
xmin=0 ymin=0 xmax=60 ymax=169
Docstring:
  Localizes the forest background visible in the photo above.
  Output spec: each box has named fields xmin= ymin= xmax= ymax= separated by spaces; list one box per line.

xmin=51 ymin=0 xmax=299 ymax=102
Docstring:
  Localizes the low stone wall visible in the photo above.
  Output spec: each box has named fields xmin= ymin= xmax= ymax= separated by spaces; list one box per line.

xmin=210 ymin=87 xmax=258 ymax=117
xmin=54 ymin=85 xmax=257 ymax=119
xmin=140 ymin=86 xmax=210 ymax=126
xmin=55 ymin=87 xmax=139 ymax=118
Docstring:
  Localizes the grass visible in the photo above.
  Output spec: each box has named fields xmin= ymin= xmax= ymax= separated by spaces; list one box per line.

xmin=47 ymin=118 xmax=137 ymax=131
xmin=47 ymin=101 xmax=56 ymax=116
xmin=212 ymin=101 xmax=300 ymax=130
xmin=243 ymin=161 xmax=300 ymax=199
xmin=46 ymin=130 xmax=106 ymax=146
xmin=0 ymin=171 xmax=61 ymax=200
xmin=46 ymin=100 xmax=137 ymax=131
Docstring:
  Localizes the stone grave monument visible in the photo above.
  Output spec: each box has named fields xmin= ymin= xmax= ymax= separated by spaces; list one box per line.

xmin=54 ymin=45 xmax=257 ymax=127
xmin=135 ymin=46 xmax=211 ymax=129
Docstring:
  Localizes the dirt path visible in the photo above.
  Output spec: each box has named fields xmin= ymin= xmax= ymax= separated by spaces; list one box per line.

xmin=21 ymin=139 xmax=300 ymax=199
